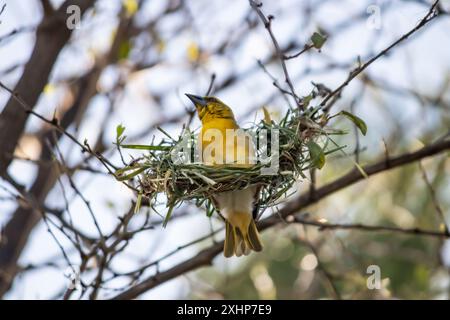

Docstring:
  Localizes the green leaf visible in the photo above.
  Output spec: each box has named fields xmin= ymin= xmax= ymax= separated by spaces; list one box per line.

xmin=118 ymin=40 xmax=131 ymax=60
xmin=157 ymin=126 xmax=175 ymax=141
xmin=311 ymin=32 xmax=327 ymax=50
xmin=307 ymin=141 xmax=325 ymax=169
xmin=302 ymin=94 xmax=313 ymax=108
xmin=115 ymin=167 xmax=146 ymax=181
xmin=340 ymin=111 xmax=367 ymax=136
xmin=206 ymin=200 xmax=215 ymax=217
xmin=262 ymin=106 xmax=272 ymax=124
xmin=163 ymin=202 xmax=175 ymax=228
xmin=116 ymin=124 xmax=126 ymax=140
xmin=120 ymin=144 xmax=170 ymax=151
xmin=123 ymin=0 xmax=138 ymax=17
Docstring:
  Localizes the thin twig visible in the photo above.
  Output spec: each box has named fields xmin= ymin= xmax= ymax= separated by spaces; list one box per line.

xmin=418 ymin=161 xmax=449 ymax=235
xmin=319 ymin=0 xmax=441 ymax=108
xmin=249 ymin=0 xmax=303 ymax=109
xmin=205 ymin=73 xmax=216 ymax=96
xmin=291 ymin=215 xmax=450 ymax=238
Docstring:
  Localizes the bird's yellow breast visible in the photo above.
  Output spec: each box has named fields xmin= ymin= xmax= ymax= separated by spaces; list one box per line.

xmin=199 ymin=119 xmax=255 ymax=167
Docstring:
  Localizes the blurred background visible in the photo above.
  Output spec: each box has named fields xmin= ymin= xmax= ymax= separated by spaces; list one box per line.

xmin=0 ymin=0 xmax=449 ymax=299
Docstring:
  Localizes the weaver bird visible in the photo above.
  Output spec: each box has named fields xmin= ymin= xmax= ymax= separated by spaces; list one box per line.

xmin=186 ymin=94 xmax=263 ymax=257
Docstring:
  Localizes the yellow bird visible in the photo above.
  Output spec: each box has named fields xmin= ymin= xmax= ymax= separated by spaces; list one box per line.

xmin=186 ymin=94 xmax=263 ymax=257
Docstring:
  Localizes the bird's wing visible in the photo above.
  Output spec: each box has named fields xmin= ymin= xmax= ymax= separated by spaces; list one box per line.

xmin=231 ymin=130 xmax=257 ymax=167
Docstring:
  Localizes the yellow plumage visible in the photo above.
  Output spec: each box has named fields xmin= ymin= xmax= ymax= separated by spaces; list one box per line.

xmin=186 ymin=94 xmax=263 ymax=257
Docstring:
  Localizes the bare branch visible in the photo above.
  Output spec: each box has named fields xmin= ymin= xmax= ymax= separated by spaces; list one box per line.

xmin=111 ymin=137 xmax=450 ymax=299
xmin=249 ymin=0 xmax=303 ymax=109
xmin=319 ymin=0 xmax=441 ymax=108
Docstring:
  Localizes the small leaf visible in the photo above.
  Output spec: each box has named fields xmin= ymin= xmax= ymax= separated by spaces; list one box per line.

xmin=340 ymin=111 xmax=367 ymax=136
xmin=118 ymin=40 xmax=131 ymax=60
xmin=187 ymin=41 xmax=200 ymax=62
xmin=262 ymin=106 xmax=272 ymax=124
xmin=311 ymin=32 xmax=327 ymax=50
xmin=302 ymin=94 xmax=313 ymax=108
xmin=206 ymin=201 xmax=215 ymax=217
xmin=116 ymin=124 xmax=126 ymax=140
xmin=307 ymin=141 xmax=325 ymax=169
xmin=163 ymin=202 xmax=175 ymax=228
xmin=156 ymin=39 xmax=166 ymax=53
xmin=115 ymin=167 xmax=146 ymax=181
xmin=122 ymin=0 xmax=138 ymax=17
xmin=157 ymin=126 xmax=175 ymax=141
xmin=120 ymin=144 xmax=170 ymax=151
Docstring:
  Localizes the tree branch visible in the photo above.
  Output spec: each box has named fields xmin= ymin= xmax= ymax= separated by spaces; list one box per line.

xmin=111 ymin=137 xmax=450 ymax=299
xmin=0 ymin=0 xmax=95 ymax=178
xmin=319 ymin=0 xmax=441 ymax=108
xmin=249 ymin=0 xmax=303 ymax=108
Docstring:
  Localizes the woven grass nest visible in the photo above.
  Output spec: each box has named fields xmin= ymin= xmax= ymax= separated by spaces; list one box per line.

xmin=114 ymin=105 xmax=366 ymax=225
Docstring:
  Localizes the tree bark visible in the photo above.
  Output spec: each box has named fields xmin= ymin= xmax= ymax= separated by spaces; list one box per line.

xmin=0 ymin=8 xmax=134 ymax=297
xmin=0 ymin=0 xmax=95 ymax=178
xmin=0 ymin=0 xmax=96 ymax=297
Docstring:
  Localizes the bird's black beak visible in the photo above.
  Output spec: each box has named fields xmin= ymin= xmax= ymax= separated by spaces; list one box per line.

xmin=185 ymin=93 xmax=207 ymax=107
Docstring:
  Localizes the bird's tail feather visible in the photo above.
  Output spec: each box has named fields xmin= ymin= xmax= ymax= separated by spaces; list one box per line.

xmin=247 ymin=219 xmax=263 ymax=251
xmin=224 ymin=218 xmax=263 ymax=258
xmin=224 ymin=221 xmax=236 ymax=258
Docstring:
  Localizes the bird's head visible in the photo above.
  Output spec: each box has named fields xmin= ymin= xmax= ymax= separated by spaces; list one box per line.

xmin=185 ymin=94 xmax=236 ymax=123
